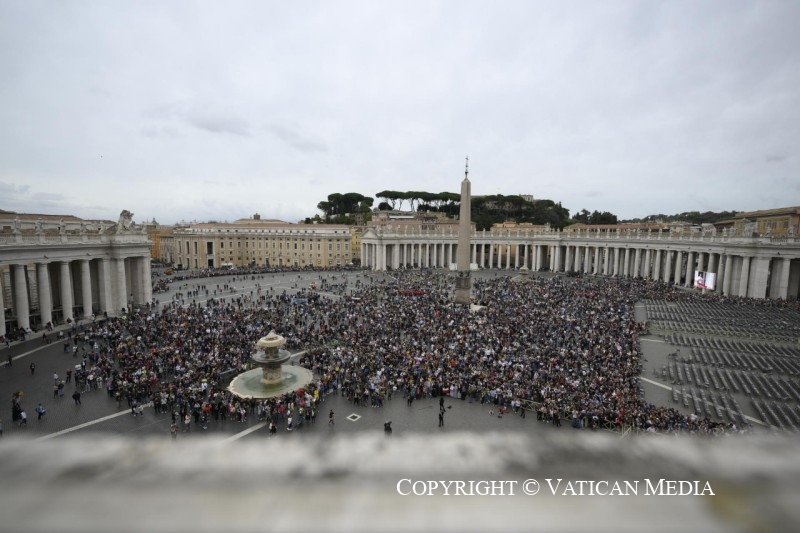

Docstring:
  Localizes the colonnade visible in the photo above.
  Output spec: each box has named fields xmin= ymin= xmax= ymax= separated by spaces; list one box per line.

xmin=0 ymin=255 xmax=152 ymax=336
xmin=361 ymin=231 xmax=800 ymax=300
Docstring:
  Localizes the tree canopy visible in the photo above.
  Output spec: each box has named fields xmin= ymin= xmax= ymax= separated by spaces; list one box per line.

xmin=572 ymin=209 xmax=618 ymax=225
xmin=623 ymin=210 xmax=738 ymax=224
xmin=311 ymin=192 xmax=373 ymax=224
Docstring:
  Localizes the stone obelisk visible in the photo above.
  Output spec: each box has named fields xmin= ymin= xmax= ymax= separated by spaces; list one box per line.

xmin=454 ymin=157 xmax=472 ymax=305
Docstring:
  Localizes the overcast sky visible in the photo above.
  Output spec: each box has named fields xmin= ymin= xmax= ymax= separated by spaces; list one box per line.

xmin=1 ymin=1 xmax=798 ymax=225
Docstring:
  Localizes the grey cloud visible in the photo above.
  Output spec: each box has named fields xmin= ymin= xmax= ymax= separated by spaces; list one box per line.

xmin=765 ymin=154 xmax=787 ymax=163
xmin=31 ymin=192 xmax=67 ymax=203
xmin=143 ymin=102 xmax=251 ymax=137
xmin=141 ymin=126 xmax=180 ymax=139
xmin=0 ymin=182 xmax=31 ymax=198
xmin=265 ymin=124 xmax=327 ymax=153
xmin=189 ymin=114 xmax=251 ymax=137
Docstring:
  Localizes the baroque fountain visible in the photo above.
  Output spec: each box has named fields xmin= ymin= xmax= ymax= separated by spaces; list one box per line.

xmin=227 ymin=330 xmax=313 ymax=399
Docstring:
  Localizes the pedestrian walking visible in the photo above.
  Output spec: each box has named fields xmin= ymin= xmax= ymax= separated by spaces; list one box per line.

xmin=29 ymin=362 xmax=36 ymax=375
xmin=438 ymin=411 xmax=444 ymax=427
xmin=328 ymin=409 xmax=335 ymax=425
xmin=35 ymin=403 xmax=46 ymax=420
xmin=72 ymin=390 xmax=81 ymax=405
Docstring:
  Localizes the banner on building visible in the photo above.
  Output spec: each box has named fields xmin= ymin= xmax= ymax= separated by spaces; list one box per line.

xmin=694 ymin=270 xmax=716 ymax=290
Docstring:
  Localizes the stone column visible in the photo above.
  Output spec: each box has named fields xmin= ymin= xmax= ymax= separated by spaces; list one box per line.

xmin=722 ymin=254 xmax=733 ymax=295
xmin=751 ymin=257 xmax=770 ymax=298
xmin=603 ymin=246 xmax=610 ymax=276
xmin=708 ymin=254 xmax=718 ymax=276
xmin=0 ymin=273 xmax=5 ymax=337
xmin=653 ymin=249 xmax=662 ymax=280
xmin=663 ymin=251 xmax=672 ymax=283
xmin=81 ymin=259 xmax=93 ymax=316
xmin=60 ymin=261 xmax=74 ymax=323
xmin=714 ymin=252 xmax=725 ymax=292
xmin=685 ymin=251 xmax=695 ymax=287
xmin=583 ymin=246 xmax=591 ymax=274
xmin=97 ymin=259 xmax=112 ymax=313
xmin=673 ymin=251 xmax=682 ymax=285
xmin=12 ymin=265 xmax=30 ymax=330
xmin=697 ymin=252 xmax=705 ymax=274
xmin=643 ymin=249 xmax=651 ymax=279
xmin=116 ymin=258 xmax=127 ymax=312
xmin=776 ymin=258 xmax=792 ymax=299
xmin=592 ymin=246 xmax=600 ymax=275
xmin=632 ymin=249 xmax=641 ymax=278
xmin=523 ymin=244 xmax=528 ymax=270
xmin=622 ymin=248 xmax=631 ymax=278
xmin=37 ymin=262 xmax=53 ymax=327
xmin=738 ymin=256 xmax=751 ymax=297
xmin=565 ymin=246 xmax=573 ymax=273
xmin=489 ymin=244 xmax=494 ymax=269
xmin=142 ymin=256 xmax=152 ymax=305
xmin=612 ymin=248 xmax=620 ymax=276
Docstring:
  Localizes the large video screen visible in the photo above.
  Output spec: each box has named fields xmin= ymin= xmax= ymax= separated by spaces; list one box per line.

xmin=694 ymin=270 xmax=716 ymax=290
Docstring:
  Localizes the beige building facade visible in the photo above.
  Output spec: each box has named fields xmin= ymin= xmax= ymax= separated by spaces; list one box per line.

xmin=163 ymin=215 xmax=352 ymax=269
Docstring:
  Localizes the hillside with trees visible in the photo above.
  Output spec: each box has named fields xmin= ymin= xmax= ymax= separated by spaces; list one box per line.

xmin=622 ymin=211 xmax=738 ymax=224
xmin=571 ymin=209 xmax=618 ymax=225
xmin=307 ymin=190 xmax=748 ymax=231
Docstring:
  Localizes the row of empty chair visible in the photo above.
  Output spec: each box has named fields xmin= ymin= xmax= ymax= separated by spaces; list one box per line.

xmin=661 ymin=361 xmax=800 ymax=403
xmin=643 ymin=300 xmax=800 ymax=341
xmin=664 ymin=332 xmax=800 ymax=358
xmin=671 ymin=388 xmax=748 ymax=427
xmin=751 ymin=399 xmax=800 ymax=432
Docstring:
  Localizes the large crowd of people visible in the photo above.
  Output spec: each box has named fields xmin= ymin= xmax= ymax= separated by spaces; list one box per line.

xmin=12 ymin=265 xmax=800 ymax=436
